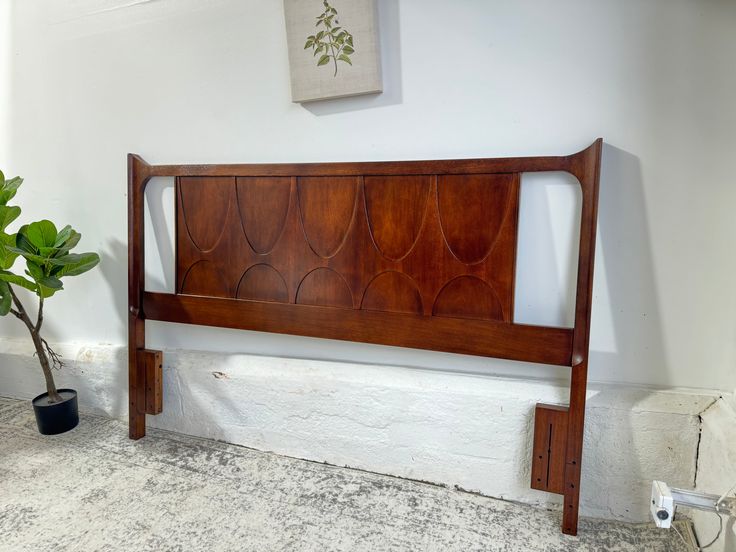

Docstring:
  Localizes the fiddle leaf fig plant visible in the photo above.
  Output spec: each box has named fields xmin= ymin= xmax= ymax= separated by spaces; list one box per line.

xmin=0 ymin=170 xmax=99 ymax=403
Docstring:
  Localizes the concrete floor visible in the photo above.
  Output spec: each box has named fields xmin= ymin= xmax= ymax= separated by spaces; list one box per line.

xmin=0 ymin=397 xmax=691 ymax=552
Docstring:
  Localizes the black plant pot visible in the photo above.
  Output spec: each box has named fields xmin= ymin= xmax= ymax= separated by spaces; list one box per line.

xmin=32 ymin=388 xmax=79 ymax=435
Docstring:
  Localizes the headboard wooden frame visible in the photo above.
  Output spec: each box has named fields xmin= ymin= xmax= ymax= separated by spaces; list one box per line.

xmin=128 ymin=139 xmax=602 ymax=536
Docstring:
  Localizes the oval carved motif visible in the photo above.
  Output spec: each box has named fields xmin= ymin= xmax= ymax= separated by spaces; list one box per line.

xmin=361 ymin=271 xmax=423 ymax=314
xmin=364 ymin=176 xmax=430 ymax=261
xmin=180 ymin=177 xmax=232 ymax=252
xmin=236 ymin=177 xmax=291 ymax=254
xmin=236 ymin=264 xmax=289 ymax=303
xmin=180 ymin=261 xmax=230 ymax=298
xmin=432 ymin=275 xmax=504 ymax=321
xmin=295 ymin=267 xmax=353 ymax=309
xmin=298 ymin=177 xmax=358 ymax=259
xmin=437 ymin=174 xmax=514 ymax=264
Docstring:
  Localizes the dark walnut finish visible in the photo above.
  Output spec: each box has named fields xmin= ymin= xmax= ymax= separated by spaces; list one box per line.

xmin=128 ymin=139 xmax=603 ymax=536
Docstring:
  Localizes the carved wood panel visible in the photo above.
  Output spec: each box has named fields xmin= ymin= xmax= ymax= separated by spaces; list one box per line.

xmin=176 ymin=173 xmax=520 ymax=323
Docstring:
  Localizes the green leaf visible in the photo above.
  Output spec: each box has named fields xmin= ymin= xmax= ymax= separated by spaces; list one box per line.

xmin=53 ymin=225 xmax=73 ymax=247
xmin=38 ymin=275 xmax=62 ymax=289
xmin=0 ymin=271 xmax=38 ymax=292
xmin=338 ymin=54 xmax=352 ymax=65
xmin=0 ymin=233 xmax=18 ymax=270
xmin=38 ymin=283 xmax=60 ymax=298
xmin=26 ymin=260 xmax=45 ymax=281
xmin=6 ymin=247 xmax=47 ymax=265
xmin=0 ymin=205 xmax=20 ymax=233
xmin=14 ymin=225 xmax=36 ymax=254
xmin=25 ymin=220 xmax=57 ymax=248
xmin=54 ymin=229 xmax=81 ymax=255
xmin=346 ymin=35 xmax=353 ymax=46
xmin=342 ymin=45 xmax=354 ymax=55
xmin=0 ymin=176 xmax=22 ymax=205
xmin=0 ymin=281 xmax=10 ymax=316
xmin=317 ymin=54 xmax=331 ymax=66
xmin=49 ymin=252 xmax=100 ymax=278
xmin=304 ymin=39 xmax=314 ymax=49
xmin=316 ymin=31 xmax=325 ymax=40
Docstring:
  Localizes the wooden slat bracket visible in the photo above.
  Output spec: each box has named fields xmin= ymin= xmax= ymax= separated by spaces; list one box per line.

xmin=136 ymin=349 xmax=163 ymax=415
xmin=531 ymin=403 xmax=569 ymax=495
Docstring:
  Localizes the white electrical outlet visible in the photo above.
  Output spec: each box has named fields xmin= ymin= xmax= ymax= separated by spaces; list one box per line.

xmin=651 ymin=480 xmax=674 ymax=529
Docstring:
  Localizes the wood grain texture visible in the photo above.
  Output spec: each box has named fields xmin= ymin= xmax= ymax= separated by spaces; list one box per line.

xmin=140 ymin=349 xmax=163 ymax=416
xmin=236 ymin=177 xmax=291 ymax=254
xmin=298 ymin=176 xmax=359 ymax=259
xmin=361 ymin=271 xmax=423 ymax=314
xmin=142 ymin=292 xmax=573 ymax=365
xmin=129 ymin=139 xmax=604 ymax=536
xmin=531 ymin=404 xmax=569 ymax=495
xmin=438 ymin=173 xmax=514 ymax=264
xmin=179 ymin=177 xmax=231 ymax=252
xmin=175 ymin=173 xmax=519 ymax=323
xmin=364 ymin=175 xmax=430 ymax=261
xmin=236 ymin=264 xmax=289 ymax=303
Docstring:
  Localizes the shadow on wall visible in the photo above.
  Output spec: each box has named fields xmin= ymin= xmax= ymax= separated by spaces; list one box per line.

xmin=302 ymin=0 xmax=402 ymax=116
xmin=582 ymin=144 xmax=674 ymax=519
xmin=98 ymin=238 xmax=128 ymax=417
xmin=515 ymin=143 xmax=674 ymax=520
xmin=591 ymin=144 xmax=667 ymax=384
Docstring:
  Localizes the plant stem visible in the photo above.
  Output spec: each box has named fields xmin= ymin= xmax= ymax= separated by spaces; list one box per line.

xmin=7 ymin=285 xmax=61 ymax=403
xmin=329 ymin=39 xmax=339 ymax=76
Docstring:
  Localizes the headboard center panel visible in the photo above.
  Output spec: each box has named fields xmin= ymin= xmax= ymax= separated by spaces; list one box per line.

xmin=176 ymin=172 xmax=520 ymax=323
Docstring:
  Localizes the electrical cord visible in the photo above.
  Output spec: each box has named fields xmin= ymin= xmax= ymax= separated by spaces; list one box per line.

xmin=671 ymin=520 xmax=692 ymax=550
xmin=698 ymin=512 xmax=723 ymax=550
xmin=671 ymin=512 xmax=722 ymax=551
xmin=671 ymin=482 xmax=733 ymax=552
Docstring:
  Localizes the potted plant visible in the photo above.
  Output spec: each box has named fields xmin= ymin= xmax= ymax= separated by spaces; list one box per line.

xmin=0 ymin=170 xmax=99 ymax=434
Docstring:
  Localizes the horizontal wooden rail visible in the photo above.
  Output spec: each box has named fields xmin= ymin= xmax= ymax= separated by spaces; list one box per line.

xmin=144 ymin=154 xmax=577 ymax=179
xmin=142 ymin=292 xmax=573 ymax=366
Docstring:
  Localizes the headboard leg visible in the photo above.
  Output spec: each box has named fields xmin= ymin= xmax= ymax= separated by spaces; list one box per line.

xmin=561 ymin=363 xmax=588 ymax=536
xmin=128 ymin=153 xmax=152 ymax=440
xmin=531 ymin=393 xmax=586 ymax=535
xmin=128 ymin=317 xmax=147 ymax=439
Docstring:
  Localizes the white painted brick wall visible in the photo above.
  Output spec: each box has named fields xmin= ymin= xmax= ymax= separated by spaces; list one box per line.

xmin=0 ymin=338 xmax=718 ymax=523
xmin=692 ymin=397 xmax=736 ymax=551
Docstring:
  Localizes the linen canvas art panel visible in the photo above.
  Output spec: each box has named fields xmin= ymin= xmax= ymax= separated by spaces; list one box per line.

xmin=283 ymin=0 xmax=382 ymax=102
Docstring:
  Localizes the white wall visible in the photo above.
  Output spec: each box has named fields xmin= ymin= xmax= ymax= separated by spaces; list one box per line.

xmin=2 ymin=0 xmax=735 ymax=390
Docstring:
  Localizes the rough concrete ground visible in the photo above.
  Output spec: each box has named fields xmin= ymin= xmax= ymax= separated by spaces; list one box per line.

xmin=0 ymin=397 xmax=691 ymax=552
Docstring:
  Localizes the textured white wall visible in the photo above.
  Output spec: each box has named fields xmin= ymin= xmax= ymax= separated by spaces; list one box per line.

xmin=0 ymin=340 xmax=719 ymax=523
xmin=2 ymin=0 xmax=735 ymax=390
xmin=691 ymin=396 xmax=736 ymax=551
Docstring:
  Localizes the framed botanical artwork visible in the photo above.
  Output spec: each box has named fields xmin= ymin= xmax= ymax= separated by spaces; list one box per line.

xmin=283 ymin=0 xmax=383 ymax=103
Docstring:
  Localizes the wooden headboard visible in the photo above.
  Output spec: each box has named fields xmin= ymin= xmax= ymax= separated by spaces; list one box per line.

xmin=128 ymin=139 xmax=602 ymax=535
